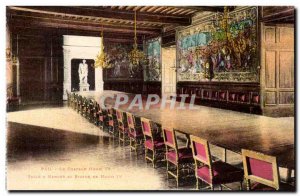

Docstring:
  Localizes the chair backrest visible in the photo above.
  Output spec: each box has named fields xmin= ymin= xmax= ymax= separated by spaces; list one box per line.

xmin=190 ymin=135 xmax=212 ymax=167
xmin=78 ymin=95 xmax=82 ymax=102
xmin=94 ymin=102 xmax=99 ymax=113
xmin=107 ymin=108 xmax=114 ymax=117
xmin=66 ymin=90 xmax=70 ymax=99
xmin=162 ymin=127 xmax=177 ymax=149
xmin=140 ymin=117 xmax=153 ymax=138
xmin=116 ymin=109 xmax=123 ymax=122
xmin=98 ymin=106 xmax=107 ymax=122
xmin=126 ymin=112 xmax=135 ymax=129
xmin=242 ymin=149 xmax=280 ymax=190
xmin=116 ymin=109 xmax=128 ymax=128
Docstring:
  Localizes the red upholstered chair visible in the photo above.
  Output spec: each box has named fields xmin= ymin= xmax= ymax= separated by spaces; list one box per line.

xmin=86 ymin=99 xmax=95 ymax=121
xmin=126 ymin=112 xmax=144 ymax=154
xmin=116 ymin=109 xmax=128 ymax=144
xmin=76 ymin=95 xmax=83 ymax=113
xmin=242 ymin=149 xmax=294 ymax=191
xmin=190 ymin=135 xmax=244 ymax=190
xmin=163 ymin=128 xmax=194 ymax=187
xmin=81 ymin=97 xmax=88 ymax=117
xmin=72 ymin=94 xmax=78 ymax=110
xmin=141 ymin=117 xmax=165 ymax=168
xmin=97 ymin=105 xmax=108 ymax=130
xmin=107 ymin=108 xmax=118 ymax=135
xmin=92 ymin=102 xmax=99 ymax=125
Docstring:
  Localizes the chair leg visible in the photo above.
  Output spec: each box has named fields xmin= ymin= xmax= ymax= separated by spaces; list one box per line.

xmin=166 ymin=161 xmax=169 ymax=177
xmin=240 ymin=181 xmax=243 ymax=190
xmin=129 ymin=137 xmax=132 ymax=151
xmin=246 ymin=179 xmax=250 ymax=190
xmin=176 ymin=165 xmax=179 ymax=187
xmin=145 ymin=148 xmax=148 ymax=162
xmin=196 ymin=178 xmax=199 ymax=190
xmin=134 ymin=140 xmax=138 ymax=155
xmin=153 ymin=150 xmax=156 ymax=168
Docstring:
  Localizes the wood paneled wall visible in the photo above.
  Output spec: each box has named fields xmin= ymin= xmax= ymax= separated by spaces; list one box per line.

xmin=104 ymin=80 xmax=161 ymax=96
xmin=12 ymin=31 xmax=64 ymax=104
xmin=260 ymin=24 xmax=294 ymax=116
xmin=176 ymin=82 xmax=261 ymax=114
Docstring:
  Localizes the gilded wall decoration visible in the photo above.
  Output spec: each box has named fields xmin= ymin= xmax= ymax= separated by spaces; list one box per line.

xmin=144 ymin=37 xmax=161 ymax=81
xmin=177 ymin=7 xmax=258 ymax=82
xmin=104 ymin=43 xmax=143 ymax=80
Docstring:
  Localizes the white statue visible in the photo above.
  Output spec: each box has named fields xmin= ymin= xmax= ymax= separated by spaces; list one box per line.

xmin=78 ymin=59 xmax=88 ymax=84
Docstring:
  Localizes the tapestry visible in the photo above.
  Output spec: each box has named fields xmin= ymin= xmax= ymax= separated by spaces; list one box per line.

xmin=104 ymin=43 xmax=143 ymax=80
xmin=177 ymin=7 xmax=258 ymax=82
xmin=144 ymin=37 xmax=161 ymax=81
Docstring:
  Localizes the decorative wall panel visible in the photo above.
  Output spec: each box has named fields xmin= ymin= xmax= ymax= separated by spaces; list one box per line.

xmin=104 ymin=43 xmax=143 ymax=80
xmin=144 ymin=37 xmax=161 ymax=81
xmin=261 ymin=24 xmax=294 ymax=116
xmin=177 ymin=6 xmax=259 ymax=82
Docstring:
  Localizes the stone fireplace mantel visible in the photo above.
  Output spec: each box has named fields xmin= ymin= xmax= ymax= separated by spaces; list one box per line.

xmin=63 ymin=35 xmax=103 ymax=100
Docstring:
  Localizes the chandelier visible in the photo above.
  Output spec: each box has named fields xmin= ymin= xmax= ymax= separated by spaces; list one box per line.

xmin=94 ymin=29 xmax=112 ymax=69
xmin=128 ymin=11 xmax=146 ymax=67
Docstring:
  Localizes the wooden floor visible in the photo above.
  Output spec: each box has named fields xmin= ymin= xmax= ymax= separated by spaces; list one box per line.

xmin=6 ymin=107 xmax=238 ymax=190
xmin=6 ymin=105 xmax=294 ymax=190
xmin=77 ymin=91 xmax=295 ymax=169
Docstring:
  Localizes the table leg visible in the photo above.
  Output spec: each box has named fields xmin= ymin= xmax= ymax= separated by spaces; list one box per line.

xmin=223 ymin=148 xmax=227 ymax=163
xmin=286 ymin=168 xmax=293 ymax=182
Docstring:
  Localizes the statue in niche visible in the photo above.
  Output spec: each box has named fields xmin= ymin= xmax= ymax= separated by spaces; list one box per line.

xmin=78 ymin=59 xmax=88 ymax=84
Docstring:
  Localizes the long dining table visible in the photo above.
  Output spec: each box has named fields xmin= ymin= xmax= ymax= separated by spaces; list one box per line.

xmin=76 ymin=90 xmax=295 ymax=170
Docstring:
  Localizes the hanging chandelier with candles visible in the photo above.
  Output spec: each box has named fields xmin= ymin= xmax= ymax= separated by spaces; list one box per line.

xmin=93 ymin=29 xmax=112 ymax=69
xmin=128 ymin=11 xmax=146 ymax=67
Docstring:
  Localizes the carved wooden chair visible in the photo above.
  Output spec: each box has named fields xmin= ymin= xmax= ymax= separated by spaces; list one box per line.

xmin=75 ymin=95 xmax=81 ymax=112
xmin=115 ymin=109 xmax=128 ymax=144
xmin=140 ymin=117 xmax=165 ymax=168
xmin=242 ymin=149 xmax=294 ymax=191
xmin=69 ymin=92 xmax=73 ymax=108
xmin=190 ymin=135 xmax=244 ymax=190
xmin=81 ymin=97 xmax=89 ymax=117
xmin=72 ymin=93 xmax=77 ymax=110
xmin=162 ymin=127 xmax=194 ymax=187
xmin=107 ymin=108 xmax=118 ymax=135
xmin=126 ymin=112 xmax=144 ymax=154
xmin=98 ymin=106 xmax=108 ymax=130
xmin=92 ymin=102 xmax=100 ymax=125
xmin=77 ymin=95 xmax=84 ymax=113
xmin=66 ymin=90 xmax=71 ymax=107
xmin=86 ymin=99 xmax=94 ymax=121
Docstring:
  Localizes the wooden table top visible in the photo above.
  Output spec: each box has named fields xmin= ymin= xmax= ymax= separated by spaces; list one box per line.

xmin=76 ymin=91 xmax=295 ymax=169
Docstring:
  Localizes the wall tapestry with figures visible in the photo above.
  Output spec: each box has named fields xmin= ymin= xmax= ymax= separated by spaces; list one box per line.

xmin=103 ymin=43 xmax=143 ymax=80
xmin=177 ymin=6 xmax=258 ymax=82
xmin=144 ymin=37 xmax=161 ymax=81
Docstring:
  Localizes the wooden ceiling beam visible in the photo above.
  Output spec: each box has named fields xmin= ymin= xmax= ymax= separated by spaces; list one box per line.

xmin=132 ymin=6 xmax=143 ymax=11
xmin=177 ymin=9 xmax=193 ymax=15
xmin=152 ymin=7 xmax=165 ymax=13
xmin=139 ymin=6 xmax=150 ymax=12
xmin=159 ymin=7 xmax=174 ymax=14
xmin=10 ymin=17 xmax=160 ymax=35
xmin=166 ymin=8 xmax=180 ymax=14
xmin=8 ymin=11 xmax=162 ymax=31
xmin=172 ymin=8 xmax=186 ymax=15
xmin=8 ymin=6 xmax=191 ymax=26
xmin=11 ymin=26 xmax=144 ymax=43
xmin=145 ymin=6 xmax=158 ymax=12
xmin=173 ymin=6 xmax=234 ymax=12
xmin=125 ymin=6 xmax=135 ymax=10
